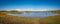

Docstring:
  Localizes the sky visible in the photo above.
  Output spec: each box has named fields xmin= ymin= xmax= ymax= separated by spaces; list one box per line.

xmin=0 ymin=0 xmax=60 ymax=11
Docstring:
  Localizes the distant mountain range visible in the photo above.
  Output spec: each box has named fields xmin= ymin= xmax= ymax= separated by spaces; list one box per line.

xmin=0 ymin=10 xmax=60 ymax=11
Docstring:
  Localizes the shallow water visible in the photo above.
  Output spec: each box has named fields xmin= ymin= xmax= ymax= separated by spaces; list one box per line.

xmin=8 ymin=12 xmax=59 ymax=18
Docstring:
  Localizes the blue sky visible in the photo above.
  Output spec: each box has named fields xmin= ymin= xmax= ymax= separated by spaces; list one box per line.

xmin=0 ymin=0 xmax=60 ymax=11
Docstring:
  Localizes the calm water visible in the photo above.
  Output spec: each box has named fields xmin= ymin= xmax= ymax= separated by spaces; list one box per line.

xmin=9 ymin=12 xmax=59 ymax=18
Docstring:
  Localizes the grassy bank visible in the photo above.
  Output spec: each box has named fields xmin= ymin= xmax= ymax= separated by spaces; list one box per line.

xmin=0 ymin=11 xmax=60 ymax=24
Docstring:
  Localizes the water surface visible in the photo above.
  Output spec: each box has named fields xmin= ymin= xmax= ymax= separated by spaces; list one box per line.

xmin=9 ymin=12 xmax=59 ymax=18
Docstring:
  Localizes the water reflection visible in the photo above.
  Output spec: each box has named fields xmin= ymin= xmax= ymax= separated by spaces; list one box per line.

xmin=8 ymin=12 xmax=60 ymax=18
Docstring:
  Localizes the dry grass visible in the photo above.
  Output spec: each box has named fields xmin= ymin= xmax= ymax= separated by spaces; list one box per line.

xmin=51 ymin=10 xmax=60 ymax=14
xmin=0 ymin=11 xmax=60 ymax=24
xmin=0 ymin=11 xmax=41 ymax=24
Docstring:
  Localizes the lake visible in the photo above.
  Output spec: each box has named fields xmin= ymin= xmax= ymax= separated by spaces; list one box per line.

xmin=8 ymin=12 xmax=59 ymax=18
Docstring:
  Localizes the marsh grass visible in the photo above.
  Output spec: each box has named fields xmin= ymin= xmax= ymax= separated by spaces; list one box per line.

xmin=0 ymin=11 xmax=60 ymax=24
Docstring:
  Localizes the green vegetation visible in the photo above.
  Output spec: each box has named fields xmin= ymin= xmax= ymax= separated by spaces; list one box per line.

xmin=45 ymin=15 xmax=60 ymax=24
